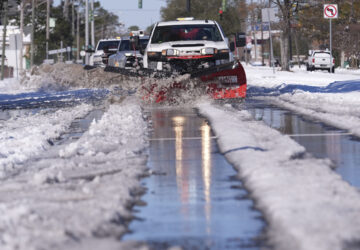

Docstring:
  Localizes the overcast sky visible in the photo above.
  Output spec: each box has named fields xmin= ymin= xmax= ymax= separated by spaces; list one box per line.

xmin=54 ymin=0 xmax=167 ymax=30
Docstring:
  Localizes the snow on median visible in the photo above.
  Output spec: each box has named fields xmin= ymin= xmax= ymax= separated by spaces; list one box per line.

xmin=0 ymin=97 xmax=149 ymax=250
xmin=197 ymin=101 xmax=360 ymax=250
xmin=0 ymin=104 xmax=93 ymax=178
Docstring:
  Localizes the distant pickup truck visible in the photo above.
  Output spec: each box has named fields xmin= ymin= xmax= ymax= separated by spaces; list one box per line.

xmin=307 ymin=50 xmax=335 ymax=73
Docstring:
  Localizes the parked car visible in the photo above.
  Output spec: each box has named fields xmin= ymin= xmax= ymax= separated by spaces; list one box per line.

xmin=89 ymin=38 xmax=121 ymax=67
xmin=307 ymin=50 xmax=335 ymax=73
xmin=108 ymin=35 xmax=149 ymax=69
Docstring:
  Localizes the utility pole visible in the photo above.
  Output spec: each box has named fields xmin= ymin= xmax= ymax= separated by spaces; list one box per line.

xmin=71 ymin=0 xmax=75 ymax=39
xmin=251 ymin=0 xmax=258 ymax=62
xmin=85 ymin=0 xmax=89 ymax=64
xmin=1 ymin=1 xmax=8 ymax=80
xmin=91 ymin=0 xmax=95 ymax=48
xmin=76 ymin=3 xmax=80 ymax=61
xmin=19 ymin=0 xmax=24 ymax=72
xmin=268 ymin=1 xmax=275 ymax=73
xmin=31 ymin=0 xmax=35 ymax=68
xmin=186 ymin=0 xmax=191 ymax=14
xmin=46 ymin=0 xmax=50 ymax=60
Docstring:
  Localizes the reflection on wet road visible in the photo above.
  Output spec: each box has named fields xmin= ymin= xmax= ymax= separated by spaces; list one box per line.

xmin=242 ymin=99 xmax=360 ymax=189
xmin=124 ymin=108 xmax=264 ymax=249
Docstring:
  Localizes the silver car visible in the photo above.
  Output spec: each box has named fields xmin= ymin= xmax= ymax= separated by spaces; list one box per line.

xmin=108 ymin=36 xmax=149 ymax=69
xmin=90 ymin=39 xmax=121 ymax=67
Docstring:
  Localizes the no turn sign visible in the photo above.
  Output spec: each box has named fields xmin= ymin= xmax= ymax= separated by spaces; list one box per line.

xmin=324 ymin=4 xmax=338 ymax=19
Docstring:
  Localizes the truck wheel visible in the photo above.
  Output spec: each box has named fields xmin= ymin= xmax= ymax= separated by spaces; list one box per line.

xmin=331 ymin=67 xmax=335 ymax=73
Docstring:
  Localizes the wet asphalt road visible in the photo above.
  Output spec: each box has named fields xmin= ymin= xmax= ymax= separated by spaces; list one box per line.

xmin=123 ymin=107 xmax=264 ymax=249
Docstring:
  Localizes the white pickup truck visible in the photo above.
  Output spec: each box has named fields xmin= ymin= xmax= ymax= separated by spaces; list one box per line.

xmin=307 ymin=50 xmax=335 ymax=73
xmin=143 ymin=18 xmax=233 ymax=73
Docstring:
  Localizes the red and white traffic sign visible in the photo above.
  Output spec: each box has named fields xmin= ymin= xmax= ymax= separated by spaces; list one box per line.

xmin=324 ymin=4 xmax=338 ymax=19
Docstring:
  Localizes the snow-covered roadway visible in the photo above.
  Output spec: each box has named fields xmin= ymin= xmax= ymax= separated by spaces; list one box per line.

xmin=1 ymin=64 xmax=360 ymax=250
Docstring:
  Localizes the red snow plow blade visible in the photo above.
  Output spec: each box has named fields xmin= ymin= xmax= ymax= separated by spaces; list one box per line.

xmin=142 ymin=60 xmax=247 ymax=103
xmin=198 ymin=60 xmax=247 ymax=100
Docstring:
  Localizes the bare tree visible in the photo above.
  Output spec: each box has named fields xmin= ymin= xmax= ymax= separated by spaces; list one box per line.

xmin=272 ymin=0 xmax=297 ymax=71
xmin=63 ymin=0 xmax=69 ymax=20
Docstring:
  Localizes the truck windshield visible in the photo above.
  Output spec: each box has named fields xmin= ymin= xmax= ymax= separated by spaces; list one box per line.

xmin=314 ymin=52 xmax=330 ymax=58
xmin=96 ymin=41 xmax=120 ymax=51
xmin=118 ymin=39 xmax=149 ymax=51
xmin=151 ymin=24 xmax=223 ymax=44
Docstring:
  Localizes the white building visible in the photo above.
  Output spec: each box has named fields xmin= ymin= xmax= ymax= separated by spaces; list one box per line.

xmin=0 ymin=25 xmax=31 ymax=76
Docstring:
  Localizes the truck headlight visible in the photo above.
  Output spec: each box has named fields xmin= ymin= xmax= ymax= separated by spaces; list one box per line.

xmin=148 ymin=51 xmax=161 ymax=60
xmin=201 ymin=48 xmax=215 ymax=55
xmin=162 ymin=49 xmax=179 ymax=56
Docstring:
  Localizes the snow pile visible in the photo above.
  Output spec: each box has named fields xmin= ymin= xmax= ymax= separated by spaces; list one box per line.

xmin=0 ymin=97 xmax=149 ymax=250
xmin=137 ymin=73 xmax=211 ymax=105
xmin=0 ymin=77 xmax=31 ymax=94
xmin=198 ymin=102 xmax=360 ymax=250
xmin=0 ymin=104 xmax=92 ymax=178
xmin=20 ymin=63 xmax=143 ymax=91
xmin=245 ymin=65 xmax=360 ymax=89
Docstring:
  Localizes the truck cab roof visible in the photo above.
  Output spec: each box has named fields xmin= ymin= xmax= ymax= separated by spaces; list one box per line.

xmin=157 ymin=19 xmax=217 ymax=27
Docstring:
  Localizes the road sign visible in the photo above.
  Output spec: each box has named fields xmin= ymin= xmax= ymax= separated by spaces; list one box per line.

xmin=262 ymin=8 xmax=279 ymax=22
xmin=50 ymin=18 xmax=56 ymax=28
xmin=324 ymin=4 xmax=338 ymax=19
xmin=48 ymin=48 xmax=67 ymax=55
xmin=9 ymin=34 xmax=22 ymax=50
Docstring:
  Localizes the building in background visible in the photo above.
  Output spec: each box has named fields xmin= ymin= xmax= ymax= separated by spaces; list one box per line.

xmin=0 ymin=25 xmax=31 ymax=76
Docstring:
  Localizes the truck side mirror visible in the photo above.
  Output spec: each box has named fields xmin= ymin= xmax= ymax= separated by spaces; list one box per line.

xmin=139 ymin=43 xmax=147 ymax=55
xmin=85 ymin=49 xmax=95 ymax=53
xmin=130 ymin=36 xmax=140 ymax=50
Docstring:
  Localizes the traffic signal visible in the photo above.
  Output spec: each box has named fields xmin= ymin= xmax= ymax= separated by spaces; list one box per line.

xmin=138 ymin=0 xmax=142 ymax=9
xmin=219 ymin=8 xmax=223 ymax=20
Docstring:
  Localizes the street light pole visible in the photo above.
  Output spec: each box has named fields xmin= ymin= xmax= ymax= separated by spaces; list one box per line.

xmin=85 ymin=0 xmax=89 ymax=64
xmin=46 ymin=0 xmax=50 ymax=60
xmin=91 ymin=0 xmax=95 ymax=48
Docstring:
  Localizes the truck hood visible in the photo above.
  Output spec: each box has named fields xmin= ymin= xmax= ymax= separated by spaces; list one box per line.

xmin=147 ymin=40 xmax=228 ymax=52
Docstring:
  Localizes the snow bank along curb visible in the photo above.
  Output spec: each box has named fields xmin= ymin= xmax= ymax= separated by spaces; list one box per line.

xmin=0 ymin=97 xmax=149 ymax=250
xmin=256 ymin=94 xmax=360 ymax=138
xmin=197 ymin=102 xmax=360 ymax=250
xmin=244 ymin=64 xmax=360 ymax=138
